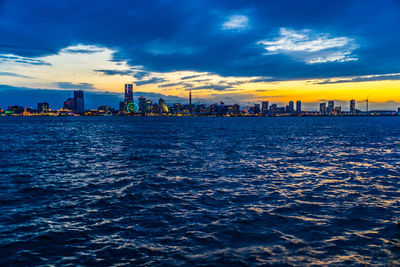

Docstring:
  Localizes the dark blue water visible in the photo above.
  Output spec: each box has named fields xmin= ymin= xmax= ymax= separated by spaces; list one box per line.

xmin=0 ymin=117 xmax=399 ymax=266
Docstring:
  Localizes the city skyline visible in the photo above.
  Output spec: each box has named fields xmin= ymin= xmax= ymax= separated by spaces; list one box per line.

xmin=2 ymin=84 xmax=400 ymax=116
xmin=1 ymin=1 xmax=400 ymax=108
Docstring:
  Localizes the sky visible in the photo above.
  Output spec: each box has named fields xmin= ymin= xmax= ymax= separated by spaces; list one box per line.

xmin=0 ymin=0 xmax=400 ymax=110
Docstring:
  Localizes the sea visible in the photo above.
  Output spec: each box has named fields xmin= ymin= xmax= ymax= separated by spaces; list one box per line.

xmin=0 ymin=116 xmax=399 ymax=266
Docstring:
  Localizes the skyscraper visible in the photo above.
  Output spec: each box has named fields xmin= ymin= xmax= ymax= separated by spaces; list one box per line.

xmin=63 ymin=97 xmax=74 ymax=110
xmin=125 ymin=84 xmax=134 ymax=104
xmin=189 ymin=89 xmax=192 ymax=113
xmin=320 ymin=103 xmax=326 ymax=114
xmin=38 ymin=102 xmax=49 ymax=113
xmin=73 ymin=90 xmax=84 ymax=114
xmin=288 ymin=101 xmax=294 ymax=113
xmin=254 ymin=104 xmax=261 ymax=114
xmin=296 ymin=100 xmax=301 ymax=112
xmin=138 ymin=96 xmax=146 ymax=113
xmin=328 ymin=100 xmax=334 ymax=113
xmin=159 ymin=98 xmax=168 ymax=113
xmin=350 ymin=99 xmax=356 ymax=113
xmin=261 ymin=101 xmax=269 ymax=115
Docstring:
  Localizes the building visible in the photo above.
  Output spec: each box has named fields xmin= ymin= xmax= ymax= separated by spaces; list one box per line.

xmin=63 ymin=97 xmax=74 ymax=110
xmin=145 ymin=99 xmax=153 ymax=113
xmin=327 ymin=100 xmax=334 ymax=113
xmin=232 ymin=103 xmax=240 ymax=116
xmin=288 ymin=101 xmax=294 ymax=113
xmin=254 ymin=104 xmax=261 ymax=114
xmin=73 ymin=90 xmax=84 ymax=114
xmin=138 ymin=96 xmax=146 ymax=113
xmin=269 ymin=104 xmax=277 ymax=113
xmin=261 ymin=101 xmax=269 ymax=115
xmin=350 ymin=99 xmax=356 ymax=113
xmin=296 ymin=100 xmax=301 ymax=112
xmin=159 ymin=98 xmax=168 ymax=113
xmin=320 ymin=103 xmax=326 ymax=114
xmin=125 ymin=84 xmax=134 ymax=104
xmin=38 ymin=102 xmax=49 ymax=113
xmin=189 ymin=90 xmax=192 ymax=113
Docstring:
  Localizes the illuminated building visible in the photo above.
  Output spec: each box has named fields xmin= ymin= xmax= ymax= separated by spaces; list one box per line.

xmin=63 ymin=98 xmax=74 ymax=110
xmin=125 ymin=84 xmax=134 ymax=104
xmin=288 ymin=101 xmax=294 ymax=113
xmin=38 ymin=102 xmax=49 ymax=113
xmin=296 ymin=100 xmax=302 ymax=112
xmin=145 ymin=99 xmax=153 ymax=113
xmin=159 ymin=98 xmax=168 ymax=113
xmin=73 ymin=90 xmax=85 ymax=114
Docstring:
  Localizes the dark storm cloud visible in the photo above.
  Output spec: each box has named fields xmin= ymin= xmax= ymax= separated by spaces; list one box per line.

xmin=0 ymin=0 xmax=400 ymax=79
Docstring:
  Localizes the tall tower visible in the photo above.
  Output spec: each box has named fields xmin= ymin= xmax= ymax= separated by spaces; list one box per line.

xmin=73 ymin=90 xmax=84 ymax=114
xmin=125 ymin=84 xmax=134 ymax=104
xmin=350 ymin=99 xmax=356 ymax=113
xmin=296 ymin=100 xmax=301 ymax=112
xmin=189 ymin=89 xmax=192 ymax=113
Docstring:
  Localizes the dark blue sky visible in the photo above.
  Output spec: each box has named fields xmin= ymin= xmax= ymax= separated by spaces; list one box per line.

xmin=0 ymin=0 xmax=400 ymax=109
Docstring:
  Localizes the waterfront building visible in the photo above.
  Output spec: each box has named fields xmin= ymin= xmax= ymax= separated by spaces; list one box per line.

xmin=261 ymin=101 xmax=269 ymax=115
xmin=269 ymin=104 xmax=277 ymax=113
xmin=189 ymin=90 xmax=192 ymax=113
xmin=254 ymin=104 xmax=261 ymax=114
xmin=145 ymin=99 xmax=153 ymax=113
xmin=138 ymin=96 xmax=146 ymax=113
xmin=125 ymin=84 xmax=134 ymax=104
xmin=320 ymin=103 xmax=326 ymax=114
xmin=350 ymin=99 xmax=356 ymax=113
xmin=296 ymin=100 xmax=301 ymax=112
xmin=232 ymin=103 xmax=240 ymax=116
xmin=63 ymin=97 xmax=74 ymax=110
xmin=288 ymin=101 xmax=294 ymax=113
xmin=73 ymin=90 xmax=85 ymax=114
xmin=38 ymin=102 xmax=49 ymax=113
xmin=327 ymin=100 xmax=334 ymax=113
xmin=159 ymin=98 xmax=168 ymax=113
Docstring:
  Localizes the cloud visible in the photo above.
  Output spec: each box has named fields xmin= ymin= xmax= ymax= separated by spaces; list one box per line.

xmin=135 ymin=77 xmax=166 ymax=86
xmin=57 ymin=82 xmax=96 ymax=90
xmin=317 ymin=73 xmax=400 ymax=84
xmin=0 ymin=71 xmax=30 ymax=78
xmin=158 ymin=82 xmax=190 ymax=88
xmin=62 ymin=46 xmax=105 ymax=54
xmin=222 ymin=15 xmax=249 ymax=30
xmin=258 ymin=28 xmax=358 ymax=64
xmin=0 ymin=54 xmax=51 ymax=66
xmin=95 ymin=69 xmax=134 ymax=76
xmin=0 ymin=0 xmax=400 ymax=81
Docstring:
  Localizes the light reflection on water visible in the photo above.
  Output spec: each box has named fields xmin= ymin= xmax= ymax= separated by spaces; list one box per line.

xmin=0 ymin=116 xmax=399 ymax=265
